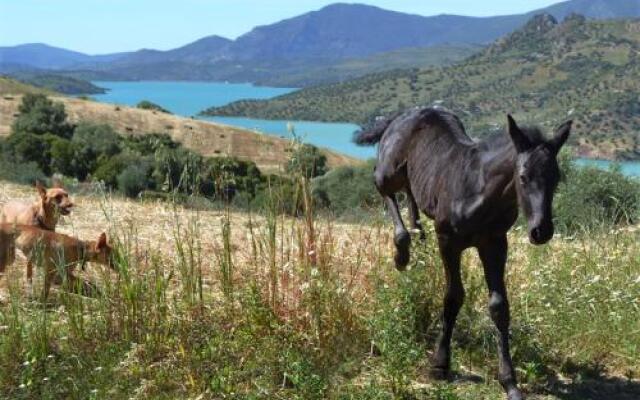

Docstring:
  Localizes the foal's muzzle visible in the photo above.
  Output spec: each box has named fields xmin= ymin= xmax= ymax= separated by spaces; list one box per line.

xmin=529 ymin=223 xmax=554 ymax=245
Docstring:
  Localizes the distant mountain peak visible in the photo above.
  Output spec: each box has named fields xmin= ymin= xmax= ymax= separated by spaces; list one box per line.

xmin=523 ymin=13 xmax=559 ymax=33
xmin=319 ymin=3 xmax=381 ymax=11
xmin=563 ymin=12 xmax=587 ymax=24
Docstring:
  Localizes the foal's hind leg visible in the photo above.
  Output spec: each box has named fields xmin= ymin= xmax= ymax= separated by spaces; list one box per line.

xmin=478 ymin=235 xmax=522 ymax=400
xmin=406 ymin=187 xmax=426 ymax=241
xmin=383 ymin=194 xmax=411 ymax=270
xmin=375 ymin=167 xmax=411 ymax=270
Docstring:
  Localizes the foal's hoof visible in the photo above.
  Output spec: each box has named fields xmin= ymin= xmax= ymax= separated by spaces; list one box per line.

xmin=393 ymin=231 xmax=411 ymax=270
xmin=507 ymin=388 xmax=524 ymax=400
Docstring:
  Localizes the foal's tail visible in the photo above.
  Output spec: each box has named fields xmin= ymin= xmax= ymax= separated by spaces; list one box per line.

xmin=353 ymin=112 xmax=402 ymax=146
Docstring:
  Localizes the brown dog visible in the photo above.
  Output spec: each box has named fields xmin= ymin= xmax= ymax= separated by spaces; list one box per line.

xmin=0 ymin=224 xmax=115 ymax=300
xmin=1 ymin=180 xmax=74 ymax=231
xmin=1 ymin=180 xmax=74 ymax=281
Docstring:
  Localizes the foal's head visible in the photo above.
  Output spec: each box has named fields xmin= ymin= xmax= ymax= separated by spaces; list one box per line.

xmin=507 ymin=115 xmax=572 ymax=245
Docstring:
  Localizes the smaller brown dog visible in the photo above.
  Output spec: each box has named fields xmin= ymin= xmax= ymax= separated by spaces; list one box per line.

xmin=0 ymin=224 xmax=116 ymax=300
xmin=0 ymin=180 xmax=74 ymax=231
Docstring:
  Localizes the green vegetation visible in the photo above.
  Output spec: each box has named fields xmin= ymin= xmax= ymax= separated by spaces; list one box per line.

xmin=0 ymin=76 xmax=50 ymax=95
xmin=286 ymin=143 xmax=327 ymax=179
xmin=555 ymin=153 xmax=640 ymax=233
xmin=0 ymin=94 xmax=327 ymax=208
xmin=10 ymin=73 xmax=106 ymax=95
xmin=204 ymin=15 xmax=640 ymax=160
xmin=233 ymin=45 xmax=482 ymax=87
xmin=2 ymin=94 xmax=640 ymax=399
xmin=312 ymin=160 xmax=380 ymax=214
xmin=0 ymin=94 xmax=263 ymax=200
xmin=136 ymin=100 xmax=171 ymax=114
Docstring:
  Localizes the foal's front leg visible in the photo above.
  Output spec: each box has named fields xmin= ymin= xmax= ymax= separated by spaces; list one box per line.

xmin=406 ymin=187 xmax=426 ymax=241
xmin=478 ymin=235 xmax=522 ymax=400
xmin=383 ymin=194 xmax=411 ymax=270
xmin=431 ymin=235 xmax=464 ymax=379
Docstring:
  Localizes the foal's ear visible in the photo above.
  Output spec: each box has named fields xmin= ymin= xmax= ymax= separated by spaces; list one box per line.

xmin=550 ymin=120 xmax=572 ymax=153
xmin=507 ymin=115 xmax=531 ymax=153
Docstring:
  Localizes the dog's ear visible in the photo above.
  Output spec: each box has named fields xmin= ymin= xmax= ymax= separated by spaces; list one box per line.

xmin=35 ymin=181 xmax=47 ymax=200
xmin=96 ymin=233 xmax=108 ymax=250
xmin=52 ymin=178 xmax=64 ymax=189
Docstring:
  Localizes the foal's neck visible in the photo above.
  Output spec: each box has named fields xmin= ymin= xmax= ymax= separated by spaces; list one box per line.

xmin=477 ymin=137 xmax=518 ymax=200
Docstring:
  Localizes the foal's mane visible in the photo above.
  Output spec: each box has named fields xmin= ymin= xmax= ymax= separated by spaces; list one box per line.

xmin=479 ymin=125 xmax=547 ymax=151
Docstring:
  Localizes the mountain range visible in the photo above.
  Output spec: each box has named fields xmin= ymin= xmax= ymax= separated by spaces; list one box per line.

xmin=204 ymin=13 xmax=640 ymax=160
xmin=2 ymin=0 xmax=640 ymax=87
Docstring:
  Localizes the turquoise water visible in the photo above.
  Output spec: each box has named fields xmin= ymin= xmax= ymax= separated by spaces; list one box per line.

xmin=90 ymin=81 xmax=640 ymax=170
xmin=91 ymin=81 xmax=373 ymax=159
xmin=575 ymin=158 xmax=640 ymax=178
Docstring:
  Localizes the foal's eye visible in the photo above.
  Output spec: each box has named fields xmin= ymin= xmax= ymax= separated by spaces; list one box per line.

xmin=519 ymin=175 xmax=529 ymax=185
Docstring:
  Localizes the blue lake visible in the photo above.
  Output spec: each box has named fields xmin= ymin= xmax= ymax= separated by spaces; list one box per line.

xmin=91 ymin=81 xmax=640 ymax=175
xmin=575 ymin=158 xmax=640 ymax=178
xmin=92 ymin=81 xmax=374 ymax=159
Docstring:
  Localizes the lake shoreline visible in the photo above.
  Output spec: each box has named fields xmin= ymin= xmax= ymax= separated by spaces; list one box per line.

xmin=89 ymin=81 xmax=640 ymax=175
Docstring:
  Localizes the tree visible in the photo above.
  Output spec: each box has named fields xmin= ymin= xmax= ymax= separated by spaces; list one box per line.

xmin=136 ymin=100 xmax=171 ymax=114
xmin=72 ymin=123 xmax=121 ymax=157
xmin=6 ymin=132 xmax=52 ymax=174
xmin=286 ymin=144 xmax=327 ymax=179
xmin=11 ymin=93 xmax=72 ymax=138
xmin=118 ymin=164 xmax=151 ymax=198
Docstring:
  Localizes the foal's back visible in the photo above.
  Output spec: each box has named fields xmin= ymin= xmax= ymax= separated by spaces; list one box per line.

xmin=378 ymin=108 xmax=473 ymax=168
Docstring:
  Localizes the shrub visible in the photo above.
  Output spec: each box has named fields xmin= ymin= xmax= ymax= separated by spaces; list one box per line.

xmin=287 ymin=144 xmax=327 ymax=179
xmin=117 ymin=164 xmax=152 ymax=198
xmin=0 ymin=158 xmax=45 ymax=184
xmin=48 ymin=136 xmax=76 ymax=177
xmin=554 ymin=157 xmax=640 ymax=233
xmin=136 ymin=100 xmax=171 ymax=114
xmin=312 ymin=160 xmax=380 ymax=215
xmin=123 ymin=133 xmax=178 ymax=155
xmin=204 ymin=157 xmax=263 ymax=200
xmin=11 ymin=93 xmax=72 ymax=138
xmin=72 ymin=123 xmax=121 ymax=157
xmin=93 ymin=154 xmax=137 ymax=189
xmin=249 ymin=175 xmax=303 ymax=215
xmin=4 ymin=132 xmax=59 ymax=175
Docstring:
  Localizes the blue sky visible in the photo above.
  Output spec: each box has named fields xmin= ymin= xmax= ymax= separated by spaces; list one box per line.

xmin=0 ymin=0 xmax=562 ymax=54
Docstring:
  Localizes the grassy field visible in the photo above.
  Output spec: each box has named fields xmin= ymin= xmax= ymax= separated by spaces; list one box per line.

xmin=0 ymin=179 xmax=638 ymax=400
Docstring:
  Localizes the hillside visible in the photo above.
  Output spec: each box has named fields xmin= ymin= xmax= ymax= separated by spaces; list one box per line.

xmin=73 ymin=45 xmax=480 ymax=87
xmin=4 ymin=0 xmax=640 ymax=87
xmin=0 ymin=76 xmax=50 ymax=96
xmin=0 ymin=84 xmax=357 ymax=173
xmin=8 ymin=72 xmax=106 ymax=94
xmin=204 ymin=14 xmax=640 ymax=160
xmin=0 ymin=43 xmax=126 ymax=70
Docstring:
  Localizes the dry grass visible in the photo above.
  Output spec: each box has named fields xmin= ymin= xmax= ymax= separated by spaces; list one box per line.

xmin=0 ymin=181 xmax=389 ymax=302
